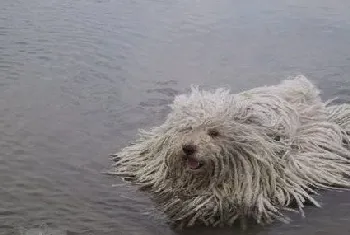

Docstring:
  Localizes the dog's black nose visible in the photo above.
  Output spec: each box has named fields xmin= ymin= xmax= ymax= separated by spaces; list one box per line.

xmin=182 ymin=144 xmax=196 ymax=155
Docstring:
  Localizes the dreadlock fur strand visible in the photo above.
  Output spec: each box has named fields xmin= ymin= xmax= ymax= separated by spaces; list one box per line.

xmin=109 ymin=75 xmax=350 ymax=228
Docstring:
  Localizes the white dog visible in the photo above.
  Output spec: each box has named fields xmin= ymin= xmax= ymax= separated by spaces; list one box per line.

xmin=110 ymin=75 xmax=350 ymax=228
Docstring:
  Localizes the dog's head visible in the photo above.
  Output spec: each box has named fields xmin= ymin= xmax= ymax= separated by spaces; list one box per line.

xmin=144 ymin=87 xmax=298 ymax=191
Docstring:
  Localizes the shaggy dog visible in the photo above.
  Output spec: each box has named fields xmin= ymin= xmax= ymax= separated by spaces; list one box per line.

xmin=109 ymin=75 xmax=350 ymax=228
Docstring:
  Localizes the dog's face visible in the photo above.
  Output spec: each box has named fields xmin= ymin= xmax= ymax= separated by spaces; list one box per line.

xmin=177 ymin=124 xmax=224 ymax=173
xmin=159 ymin=89 xmax=238 ymax=181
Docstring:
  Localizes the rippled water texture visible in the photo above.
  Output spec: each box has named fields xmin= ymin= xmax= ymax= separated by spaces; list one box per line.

xmin=1 ymin=0 xmax=350 ymax=234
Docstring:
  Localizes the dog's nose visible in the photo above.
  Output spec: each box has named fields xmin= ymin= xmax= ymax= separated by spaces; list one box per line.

xmin=182 ymin=144 xmax=196 ymax=155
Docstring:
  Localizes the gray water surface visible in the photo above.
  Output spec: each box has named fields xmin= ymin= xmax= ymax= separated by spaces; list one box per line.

xmin=1 ymin=0 xmax=350 ymax=234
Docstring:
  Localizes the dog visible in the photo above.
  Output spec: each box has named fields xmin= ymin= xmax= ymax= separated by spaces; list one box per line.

xmin=109 ymin=75 xmax=350 ymax=228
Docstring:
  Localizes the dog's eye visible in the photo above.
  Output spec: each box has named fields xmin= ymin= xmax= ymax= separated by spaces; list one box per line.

xmin=208 ymin=129 xmax=220 ymax=137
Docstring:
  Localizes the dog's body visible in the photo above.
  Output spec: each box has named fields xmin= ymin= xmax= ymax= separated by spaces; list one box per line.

xmin=110 ymin=76 xmax=350 ymax=228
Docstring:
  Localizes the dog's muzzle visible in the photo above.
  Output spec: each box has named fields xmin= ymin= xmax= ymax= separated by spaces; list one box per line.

xmin=182 ymin=144 xmax=203 ymax=170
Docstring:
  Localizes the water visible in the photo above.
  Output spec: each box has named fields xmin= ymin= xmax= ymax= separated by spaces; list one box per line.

xmin=1 ymin=0 xmax=350 ymax=234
